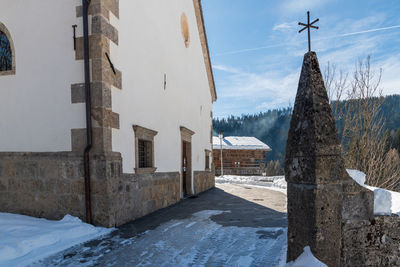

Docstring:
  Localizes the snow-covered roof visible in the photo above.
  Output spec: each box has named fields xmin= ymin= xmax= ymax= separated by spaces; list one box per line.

xmin=212 ymin=136 xmax=271 ymax=151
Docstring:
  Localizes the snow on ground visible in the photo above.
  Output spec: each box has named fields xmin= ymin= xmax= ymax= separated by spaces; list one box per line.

xmin=7 ymin=170 xmax=397 ymax=267
xmin=216 ymin=175 xmax=287 ymax=194
xmin=286 ymin=246 xmax=327 ymax=267
xmin=44 ymin=210 xmax=288 ymax=267
xmin=217 ymin=170 xmax=400 ymax=217
xmin=347 ymin=169 xmax=400 ymax=216
xmin=0 ymin=213 xmax=114 ymax=267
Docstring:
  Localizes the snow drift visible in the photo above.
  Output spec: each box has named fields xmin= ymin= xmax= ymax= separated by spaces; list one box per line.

xmin=286 ymin=246 xmax=327 ymax=267
xmin=0 ymin=213 xmax=113 ymax=266
xmin=347 ymin=169 xmax=400 ymax=216
xmin=217 ymin=170 xmax=400 ymax=217
xmin=216 ymin=175 xmax=287 ymax=194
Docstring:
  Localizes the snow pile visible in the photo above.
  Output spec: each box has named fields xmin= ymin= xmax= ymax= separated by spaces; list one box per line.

xmin=215 ymin=175 xmax=286 ymax=189
xmin=346 ymin=169 xmax=366 ymax=186
xmin=216 ymin=175 xmax=274 ymax=185
xmin=286 ymin=246 xmax=327 ymax=267
xmin=347 ymin=169 xmax=400 ymax=216
xmin=373 ymin=188 xmax=392 ymax=215
xmin=0 ymin=213 xmax=114 ymax=266
xmin=216 ymin=175 xmax=286 ymax=194
xmin=272 ymin=176 xmax=287 ymax=189
xmin=216 ymin=170 xmax=400 ymax=216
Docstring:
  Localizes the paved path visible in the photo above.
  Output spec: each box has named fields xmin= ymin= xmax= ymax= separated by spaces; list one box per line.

xmin=39 ymin=184 xmax=287 ymax=267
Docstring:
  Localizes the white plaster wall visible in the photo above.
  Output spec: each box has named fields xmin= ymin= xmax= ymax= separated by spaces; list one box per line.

xmin=0 ymin=0 xmax=85 ymax=151
xmin=111 ymin=0 xmax=213 ymax=176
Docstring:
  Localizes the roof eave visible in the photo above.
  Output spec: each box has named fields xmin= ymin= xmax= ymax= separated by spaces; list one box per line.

xmin=193 ymin=0 xmax=217 ymax=103
xmin=213 ymin=146 xmax=272 ymax=151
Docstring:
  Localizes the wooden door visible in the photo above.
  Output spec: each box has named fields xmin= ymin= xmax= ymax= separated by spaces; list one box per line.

xmin=182 ymin=141 xmax=188 ymax=195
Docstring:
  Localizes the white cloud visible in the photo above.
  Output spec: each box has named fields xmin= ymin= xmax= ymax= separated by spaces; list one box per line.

xmin=313 ymin=15 xmax=400 ymax=96
xmin=317 ymin=35 xmax=379 ymax=65
xmin=213 ymin=64 xmax=299 ymax=112
xmin=212 ymin=12 xmax=400 ymax=117
xmin=256 ymin=102 xmax=271 ymax=110
xmin=215 ymin=14 xmax=397 ymax=58
xmin=212 ymin=64 xmax=241 ymax=74
xmin=273 ymin=21 xmax=297 ymax=31
xmin=377 ymin=54 xmax=400 ymax=95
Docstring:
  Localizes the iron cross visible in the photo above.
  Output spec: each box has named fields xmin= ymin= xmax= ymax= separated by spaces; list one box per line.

xmin=298 ymin=11 xmax=319 ymax=52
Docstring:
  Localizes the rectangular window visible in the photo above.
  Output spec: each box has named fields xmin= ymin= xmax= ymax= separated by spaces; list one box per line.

xmin=133 ymin=125 xmax=157 ymax=174
xmin=138 ymin=139 xmax=152 ymax=168
xmin=205 ymin=154 xmax=210 ymax=170
xmin=205 ymin=149 xmax=211 ymax=170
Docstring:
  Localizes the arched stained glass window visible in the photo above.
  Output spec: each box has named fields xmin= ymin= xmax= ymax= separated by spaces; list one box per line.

xmin=0 ymin=30 xmax=12 ymax=71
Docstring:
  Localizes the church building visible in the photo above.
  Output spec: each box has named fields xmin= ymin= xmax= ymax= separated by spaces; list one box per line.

xmin=0 ymin=0 xmax=216 ymax=227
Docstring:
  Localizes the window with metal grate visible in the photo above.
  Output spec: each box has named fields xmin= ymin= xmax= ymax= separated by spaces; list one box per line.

xmin=138 ymin=139 xmax=152 ymax=168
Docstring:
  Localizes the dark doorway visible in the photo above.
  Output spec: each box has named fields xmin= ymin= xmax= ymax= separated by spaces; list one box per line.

xmin=182 ymin=141 xmax=192 ymax=196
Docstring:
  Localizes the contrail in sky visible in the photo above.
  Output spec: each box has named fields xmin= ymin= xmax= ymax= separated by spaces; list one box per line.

xmin=214 ymin=24 xmax=400 ymax=56
xmin=334 ymin=25 xmax=400 ymax=37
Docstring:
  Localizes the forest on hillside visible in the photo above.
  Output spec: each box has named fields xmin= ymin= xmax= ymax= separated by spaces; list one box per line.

xmin=213 ymin=94 xmax=400 ymax=164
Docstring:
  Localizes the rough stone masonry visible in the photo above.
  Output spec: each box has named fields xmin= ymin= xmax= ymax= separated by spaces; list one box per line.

xmin=285 ymin=51 xmax=376 ymax=267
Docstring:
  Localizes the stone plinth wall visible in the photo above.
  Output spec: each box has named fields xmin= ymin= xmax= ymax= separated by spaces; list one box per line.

xmin=193 ymin=171 xmax=214 ymax=194
xmin=0 ymin=152 xmax=85 ymax=220
xmin=341 ymin=215 xmax=400 ymax=266
xmin=0 ymin=152 xmax=122 ymax=226
xmin=112 ymin=172 xmax=180 ymax=226
xmin=0 ymin=152 xmax=181 ymax=227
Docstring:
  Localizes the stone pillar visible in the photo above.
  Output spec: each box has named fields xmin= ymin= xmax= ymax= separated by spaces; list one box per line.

xmin=72 ymin=0 xmax=123 ymax=227
xmin=285 ymin=52 xmax=346 ymax=266
xmin=72 ymin=0 xmax=121 ymax=154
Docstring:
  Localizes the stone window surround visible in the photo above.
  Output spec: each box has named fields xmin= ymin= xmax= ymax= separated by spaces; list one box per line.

xmin=133 ymin=125 xmax=157 ymax=174
xmin=0 ymin=22 xmax=16 ymax=76
xmin=205 ymin=149 xmax=211 ymax=171
xmin=180 ymin=126 xmax=195 ymax=143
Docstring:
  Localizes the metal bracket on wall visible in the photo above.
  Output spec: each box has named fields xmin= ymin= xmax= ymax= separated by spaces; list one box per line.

xmin=72 ymin=25 xmax=77 ymax=50
xmin=105 ymin=52 xmax=116 ymax=75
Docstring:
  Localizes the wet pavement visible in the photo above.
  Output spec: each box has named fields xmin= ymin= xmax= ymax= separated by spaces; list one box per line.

xmin=38 ymin=184 xmax=287 ymax=267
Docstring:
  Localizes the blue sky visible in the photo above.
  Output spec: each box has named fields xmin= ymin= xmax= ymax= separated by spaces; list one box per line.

xmin=202 ymin=0 xmax=400 ymax=118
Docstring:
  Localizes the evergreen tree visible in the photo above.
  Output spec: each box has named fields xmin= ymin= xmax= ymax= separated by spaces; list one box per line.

xmin=214 ymin=95 xmax=400 ymax=163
